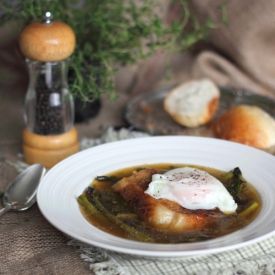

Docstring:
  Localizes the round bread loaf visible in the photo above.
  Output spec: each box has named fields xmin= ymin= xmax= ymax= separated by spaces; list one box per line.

xmin=164 ymin=79 xmax=220 ymax=128
xmin=213 ymin=105 xmax=275 ymax=150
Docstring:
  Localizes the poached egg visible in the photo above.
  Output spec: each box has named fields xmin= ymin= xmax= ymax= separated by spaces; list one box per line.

xmin=144 ymin=167 xmax=237 ymax=214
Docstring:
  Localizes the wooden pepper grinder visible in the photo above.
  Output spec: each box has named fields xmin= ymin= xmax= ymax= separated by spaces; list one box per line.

xmin=20 ymin=12 xmax=79 ymax=169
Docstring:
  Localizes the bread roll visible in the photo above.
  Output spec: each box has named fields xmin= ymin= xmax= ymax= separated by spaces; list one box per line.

xmin=213 ymin=105 xmax=275 ymax=150
xmin=164 ymin=79 xmax=220 ymax=128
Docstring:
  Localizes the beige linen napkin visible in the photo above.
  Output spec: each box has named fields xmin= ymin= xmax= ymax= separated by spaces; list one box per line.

xmin=188 ymin=0 xmax=275 ymax=99
xmin=122 ymin=0 xmax=275 ymax=101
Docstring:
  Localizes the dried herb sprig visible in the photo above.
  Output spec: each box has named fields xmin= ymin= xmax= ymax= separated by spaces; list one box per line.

xmin=0 ymin=0 xmax=226 ymax=102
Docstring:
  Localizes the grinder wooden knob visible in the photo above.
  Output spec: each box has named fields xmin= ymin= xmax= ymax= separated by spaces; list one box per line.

xmin=19 ymin=12 xmax=76 ymax=62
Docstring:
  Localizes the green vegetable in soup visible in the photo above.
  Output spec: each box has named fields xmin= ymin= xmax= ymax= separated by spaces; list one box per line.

xmin=82 ymin=187 xmax=153 ymax=242
xmin=238 ymin=202 xmax=259 ymax=218
xmin=221 ymin=167 xmax=244 ymax=199
xmin=95 ymin=175 xmax=121 ymax=183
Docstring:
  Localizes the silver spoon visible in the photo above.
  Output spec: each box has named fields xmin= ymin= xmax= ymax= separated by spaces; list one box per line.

xmin=0 ymin=163 xmax=46 ymax=217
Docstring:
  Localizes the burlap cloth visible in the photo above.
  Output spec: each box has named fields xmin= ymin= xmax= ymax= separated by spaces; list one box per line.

xmin=1 ymin=0 xmax=275 ymax=274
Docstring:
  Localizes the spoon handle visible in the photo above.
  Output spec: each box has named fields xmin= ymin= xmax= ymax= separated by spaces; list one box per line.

xmin=0 ymin=205 xmax=11 ymax=217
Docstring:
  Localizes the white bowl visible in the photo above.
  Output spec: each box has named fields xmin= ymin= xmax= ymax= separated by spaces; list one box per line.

xmin=37 ymin=136 xmax=275 ymax=258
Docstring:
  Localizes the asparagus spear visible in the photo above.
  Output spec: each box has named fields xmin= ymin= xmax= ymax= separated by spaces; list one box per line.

xmin=78 ymin=189 xmax=153 ymax=242
xmin=77 ymin=195 xmax=99 ymax=215
xmin=77 ymin=195 xmax=110 ymax=224
xmin=238 ymin=202 xmax=259 ymax=218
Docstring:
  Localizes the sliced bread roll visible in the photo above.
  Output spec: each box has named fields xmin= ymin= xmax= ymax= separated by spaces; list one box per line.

xmin=164 ymin=79 xmax=220 ymax=128
xmin=213 ymin=105 xmax=275 ymax=150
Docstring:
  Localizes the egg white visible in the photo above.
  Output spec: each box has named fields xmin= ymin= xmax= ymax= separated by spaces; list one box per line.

xmin=144 ymin=167 xmax=237 ymax=214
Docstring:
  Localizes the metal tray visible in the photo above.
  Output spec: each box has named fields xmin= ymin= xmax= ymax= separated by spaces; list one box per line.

xmin=125 ymin=86 xmax=275 ymax=136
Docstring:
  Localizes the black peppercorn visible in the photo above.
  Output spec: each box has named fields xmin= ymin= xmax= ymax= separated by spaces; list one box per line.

xmin=34 ymin=75 xmax=64 ymax=135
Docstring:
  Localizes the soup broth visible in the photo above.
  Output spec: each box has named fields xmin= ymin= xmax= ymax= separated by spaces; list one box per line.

xmin=77 ymin=164 xmax=261 ymax=243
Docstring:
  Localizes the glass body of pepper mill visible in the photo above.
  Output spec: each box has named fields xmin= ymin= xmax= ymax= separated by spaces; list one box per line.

xmin=20 ymin=12 xmax=79 ymax=169
xmin=24 ymin=59 xmax=74 ymax=135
